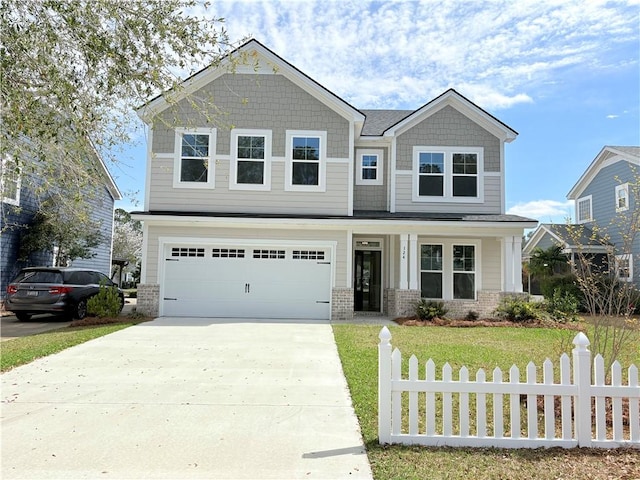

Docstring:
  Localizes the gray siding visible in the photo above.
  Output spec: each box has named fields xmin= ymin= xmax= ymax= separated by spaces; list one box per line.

xmin=580 ymin=159 xmax=639 ymax=287
xmin=149 ymin=73 xmax=351 ymax=215
xmin=396 ymin=106 xmax=501 ymax=172
xmin=353 ymin=147 xmax=388 ymax=211
xmin=395 ymin=175 xmax=502 ymax=214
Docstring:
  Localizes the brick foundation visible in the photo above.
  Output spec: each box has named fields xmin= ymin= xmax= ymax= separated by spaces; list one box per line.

xmin=331 ymin=287 xmax=354 ymax=321
xmin=137 ymin=284 xmax=160 ymax=317
xmin=386 ymin=289 xmax=421 ymax=318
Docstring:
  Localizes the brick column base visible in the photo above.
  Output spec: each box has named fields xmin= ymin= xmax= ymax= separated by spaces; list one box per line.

xmin=386 ymin=289 xmax=421 ymax=318
xmin=331 ymin=288 xmax=354 ymax=321
xmin=137 ymin=284 xmax=160 ymax=317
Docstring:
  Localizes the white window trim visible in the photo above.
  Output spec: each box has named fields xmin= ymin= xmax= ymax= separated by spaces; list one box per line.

xmin=576 ymin=195 xmax=593 ymax=223
xmin=412 ymin=146 xmax=484 ymax=203
xmin=284 ymin=130 xmax=327 ymax=192
xmin=229 ymin=129 xmax=272 ymax=191
xmin=615 ymin=254 xmax=633 ymax=282
xmin=615 ymin=183 xmax=629 ymax=212
xmin=419 ymin=243 xmax=444 ymax=299
xmin=356 ymin=149 xmax=383 ymax=186
xmin=419 ymin=239 xmax=481 ymax=300
xmin=452 ymin=244 xmax=477 ymax=300
xmin=1 ymin=156 xmax=21 ymax=206
xmin=173 ymin=127 xmax=216 ymax=189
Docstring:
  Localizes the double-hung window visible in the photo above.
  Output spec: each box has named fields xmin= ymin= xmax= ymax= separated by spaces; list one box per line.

xmin=285 ymin=130 xmax=326 ymax=191
xmin=356 ymin=149 xmax=383 ymax=185
xmin=230 ymin=129 xmax=271 ymax=190
xmin=174 ymin=128 xmax=216 ymax=188
xmin=413 ymin=147 xmax=483 ymax=202
xmin=615 ymin=183 xmax=629 ymax=212
xmin=420 ymin=241 xmax=478 ymax=300
xmin=615 ymin=254 xmax=632 ymax=282
xmin=1 ymin=156 xmax=20 ymax=205
xmin=576 ymin=195 xmax=592 ymax=223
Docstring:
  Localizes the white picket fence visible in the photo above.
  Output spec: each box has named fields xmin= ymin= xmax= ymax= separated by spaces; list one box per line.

xmin=378 ymin=327 xmax=640 ymax=448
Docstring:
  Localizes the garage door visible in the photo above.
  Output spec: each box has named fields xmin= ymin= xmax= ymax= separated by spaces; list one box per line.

xmin=161 ymin=244 xmax=332 ymax=319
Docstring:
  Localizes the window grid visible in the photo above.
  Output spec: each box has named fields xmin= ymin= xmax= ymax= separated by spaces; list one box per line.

xmin=292 ymin=250 xmax=325 ymax=260
xmin=253 ymin=249 xmax=285 ymax=259
xmin=171 ymin=247 xmax=205 ymax=258
xmin=420 ymin=244 xmax=443 ymax=299
xmin=180 ymin=133 xmax=210 ymax=183
xmin=212 ymin=248 xmax=245 ymax=258
xmin=577 ymin=197 xmax=592 ymax=222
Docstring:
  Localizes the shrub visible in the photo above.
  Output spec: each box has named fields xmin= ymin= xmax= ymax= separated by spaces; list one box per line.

xmin=464 ymin=310 xmax=479 ymax=321
xmin=540 ymin=274 xmax=584 ymax=309
xmin=494 ymin=295 xmax=540 ymax=322
xmin=415 ymin=300 xmax=448 ymax=320
xmin=545 ymin=288 xmax=579 ymax=322
xmin=87 ymin=285 xmax=123 ymax=318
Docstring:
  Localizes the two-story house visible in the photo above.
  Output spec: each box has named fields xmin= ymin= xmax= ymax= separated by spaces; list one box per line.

xmin=132 ymin=39 xmax=536 ymax=321
xmin=0 ymin=150 xmax=122 ymax=300
xmin=524 ymin=146 xmax=639 ymax=290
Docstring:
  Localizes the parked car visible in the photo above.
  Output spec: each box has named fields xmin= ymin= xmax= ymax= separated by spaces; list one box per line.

xmin=5 ymin=267 xmax=124 ymax=321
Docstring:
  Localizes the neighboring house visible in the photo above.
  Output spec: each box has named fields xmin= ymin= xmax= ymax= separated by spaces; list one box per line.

xmin=132 ymin=39 xmax=536 ymax=321
xmin=524 ymin=146 xmax=639 ymax=290
xmin=0 ymin=150 xmax=122 ymax=301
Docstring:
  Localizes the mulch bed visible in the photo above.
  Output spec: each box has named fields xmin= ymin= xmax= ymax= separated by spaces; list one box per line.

xmin=393 ymin=316 xmax=582 ymax=330
xmin=68 ymin=316 xmax=153 ymax=327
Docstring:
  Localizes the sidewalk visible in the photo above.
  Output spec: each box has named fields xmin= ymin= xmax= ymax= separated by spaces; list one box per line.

xmin=1 ymin=318 xmax=373 ymax=479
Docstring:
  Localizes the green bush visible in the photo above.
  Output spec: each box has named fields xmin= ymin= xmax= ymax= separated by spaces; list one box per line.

xmin=545 ymin=288 xmax=580 ymax=322
xmin=415 ymin=300 xmax=448 ymax=320
xmin=87 ymin=285 xmax=123 ymax=318
xmin=494 ymin=295 xmax=540 ymax=322
xmin=540 ymin=274 xmax=584 ymax=307
xmin=465 ymin=310 xmax=479 ymax=321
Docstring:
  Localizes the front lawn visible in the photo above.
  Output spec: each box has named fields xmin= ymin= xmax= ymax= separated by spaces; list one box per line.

xmin=332 ymin=324 xmax=639 ymax=480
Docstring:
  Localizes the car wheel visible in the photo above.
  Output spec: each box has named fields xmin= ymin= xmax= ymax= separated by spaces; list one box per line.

xmin=74 ymin=299 xmax=88 ymax=320
xmin=15 ymin=312 xmax=32 ymax=321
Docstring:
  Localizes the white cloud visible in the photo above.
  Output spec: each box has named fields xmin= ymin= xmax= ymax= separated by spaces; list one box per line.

xmin=507 ymin=200 xmax=574 ymax=223
xmin=210 ymin=0 xmax=638 ymax=110
xmin=606 ymin=114 xmax=620 ymax=119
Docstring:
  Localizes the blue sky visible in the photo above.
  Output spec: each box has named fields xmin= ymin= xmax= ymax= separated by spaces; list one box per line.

xmin=113 ymin=0 xmax=640 ymax=224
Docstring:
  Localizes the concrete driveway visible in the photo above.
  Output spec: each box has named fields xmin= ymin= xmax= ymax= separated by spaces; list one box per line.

xmin=1 ymin=317 xmax=372 ymax=479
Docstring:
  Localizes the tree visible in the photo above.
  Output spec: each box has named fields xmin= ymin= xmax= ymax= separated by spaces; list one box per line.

xmin=529 ymin=245 xmax=568 ymax=278
xmin=1 ymin=0 xmax=231 ymax=217
xmin=19 ymin=197 xmax=103 ymax=266
xmin=111 ymin=208 xmax=142 ymax=266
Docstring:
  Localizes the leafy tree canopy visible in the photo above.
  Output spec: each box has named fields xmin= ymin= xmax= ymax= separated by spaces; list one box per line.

xmin=1 ymin=0 xmax=230 ymax=204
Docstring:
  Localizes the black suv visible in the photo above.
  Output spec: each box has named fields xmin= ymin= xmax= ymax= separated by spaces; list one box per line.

xmin=5 ymin=267 xmax=124 ymax=321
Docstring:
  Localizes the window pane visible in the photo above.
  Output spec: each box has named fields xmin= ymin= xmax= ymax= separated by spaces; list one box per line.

xmin=237 ymin=160 xmax=264 ymax=184
xmin=362 ymin=168 xmax=377 ymax=180
xmin=453 ymin=245 xmax=475 ymax=271
xmin=182 ymin=134 xmax=209 ymax=157
xmin=419 ymin=176 xmax=443 ymax=196
xmin=181 ymin=158 xmax=208 ymax=182
xmin=362 ymin=155 xmax=377 ymax=167
xmin=419 ymin=152 xmax=444 ymax=173
xmin=421 ymin=245 xmax=442 ymax=270
xmin=237 ymin=136 xmax=265 ymax=160
xmin=292 ymin=137 xmax=320 ymax=160
xmin=453 ymin=176 xmax=477 ymax=197
xmin=454 ymin=273 xmax=475 ymax=299
xmin=452 ymin=153 xmax=477 ymax=174
xmin=292 ymin=162 xmax=319 ymax=185
xmin=421 ymin=272 xmax=442 ymax=298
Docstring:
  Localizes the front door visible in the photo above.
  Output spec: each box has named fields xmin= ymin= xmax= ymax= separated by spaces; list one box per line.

xmin=354 ymin=250 xmax=381 ymax=312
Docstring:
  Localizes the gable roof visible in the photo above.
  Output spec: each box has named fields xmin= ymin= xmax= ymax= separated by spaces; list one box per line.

xmin=380 ymin=89 xmax=518 ymax=142
xmin=523 ymin=223 xmax=610 ymax=257
xmin=567 ymin=145 xmax=640 ymax=200
xmin=136 ymin=39 xmax=365 ymax=126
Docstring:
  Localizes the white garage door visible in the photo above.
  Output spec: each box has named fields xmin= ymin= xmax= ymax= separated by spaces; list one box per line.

xmin=161 ymin=244 xmax=332 ymax=319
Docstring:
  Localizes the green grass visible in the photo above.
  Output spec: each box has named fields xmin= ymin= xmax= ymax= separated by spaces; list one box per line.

xmin=333 ymin=324 xmax=640 ymax=480
xmin=1 ymin=323 xmax=136 ymax=372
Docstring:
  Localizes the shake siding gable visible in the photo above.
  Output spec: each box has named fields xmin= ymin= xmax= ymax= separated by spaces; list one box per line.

xmin=149 ymin=74 xmax=351 ymax=215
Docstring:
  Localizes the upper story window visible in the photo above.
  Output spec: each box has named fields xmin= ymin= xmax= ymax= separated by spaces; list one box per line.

xmin=615 ymin=183 xmax=629 ymax=212
xmin=1 ymin=156 xmax=21 ymax=205
xmin=576 ymin=195 xmax=592 ymax=223
xmin=285 ymin=130 xmax=327 ymax=192
xmin=230 ymin=129 xmax=271 ymax=190
xmin=356 ymin=149 xmax=383 ymax=186
xmin=174 ymin=128 xmax=216 ymax=188
xmin=413 ymin=146 xmax=483 ymax=202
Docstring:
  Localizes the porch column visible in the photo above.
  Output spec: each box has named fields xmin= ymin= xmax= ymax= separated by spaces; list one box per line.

xmin=503 ymin=236 xmax=514 ymax=292
xmin=512 ymin=235 xmax=523 ymax=292
xmin=409 ymin=234 xmax=418 ymax=290
xmin=503 ymin=235 xmax=523 ymax=293
xmin=399 ymin=234 xmax=408 ymax=289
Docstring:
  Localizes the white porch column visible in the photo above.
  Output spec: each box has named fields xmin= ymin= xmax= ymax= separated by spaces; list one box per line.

xmin=512 ymin=235 xmax=523 ymax=292
xmin=346 ymin=230 xmax=353 ymax=288
xmin=503 ymin=235 xmax=523 ymax=293
xmin=409 ymin=234 xmax=418 ymax=290
xmin=399 ymin=234 xmax=408 ymax=289
xmin=503 ymin=236 xmax=514 ymax=292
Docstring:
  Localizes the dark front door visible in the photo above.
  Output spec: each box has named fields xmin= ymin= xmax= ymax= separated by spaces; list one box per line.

xmin=354 ymin=250 xmax=381 ymax=312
